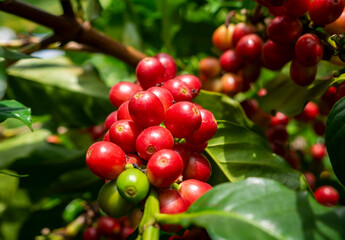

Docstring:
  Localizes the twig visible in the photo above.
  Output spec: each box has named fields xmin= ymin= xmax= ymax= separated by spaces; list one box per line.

xmin=60 ymin=0 xmax=75 ymax=18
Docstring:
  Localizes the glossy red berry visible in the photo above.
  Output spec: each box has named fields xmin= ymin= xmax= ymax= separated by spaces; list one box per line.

xmin=313 ymin=120 xmax=326 ymax=136
xmin=104 ymin=111 xmax=118 ymax=129
xmin=173 ymin=142 xmax=190 ymax=169
xmin=284 ymin=149 xmax=301 ymax=170
xmin=86 ymin=141 xmax=126 ymax=180
xmin=232 ymin=23 xmax=256 ymax=47
xmin=262 ymin=40 xmax=294 ymax=70
xmin=183 ymin=152 xmax=212 ymax=182
xmin=324 ymin=8 xmax=345 ymax=34
xmin=136 ymin=57 xmax=165 ymax=90
xmin=198 ymin=57 xmax=222 ymax=78
xmin=117 ymin=101 xmax=133 ymax=121
xmin=136 ymin=126 xmax=174 ymax=160
xmin=128 ymin=91 xmax=165 ymax=128
xmin=212 ymin=24 xmax=235 ymax=51
xmin=283 ymin=0 xmax=311 ymax=18
xmin=109 ymin=81 xmax=142 ymax=108
xmin=335 ymin=81 xmax=345 ymax=102
xmin=303 ymin=171 xmax=316 ymax=190
xmin=146 ymin=86 xmax=174 ymax=113
xmin=162 ymin=79 xmax=193 ymax=102
xmin=147 ymin=149 xmax=184 ymax=188
xmin=184 ymin=141 xmax=208 ymax=153
xmin=267 ymin=16 xmax=302 ymax=44
xmin=266 ymin=125 xmax=289 ymax=143
xmin=178 ymin=179 xmax=212 ymax=206
xmin=322 ymin=86 xmax=337 ymax=105
xmin=175 ymin=74 xmax=202 ymax=98
xmin=314 ymin=185 xmax=339 ymax=206
xmin=309 ymin=0 xmax=345 ymax=26
xmin=82 ymin=227 xmax=100 ymax=240
xmin=295 ymin=34 xmax=323 ymax=67
xmin=97 ymin=216 xmax=121 ymax=237
xmin=154 ymin=53 xmax=177 ymax=81
xmin=221 ymin=73 xmax=243 ymax=96
xmin=219 ymin=49 xmax=243 ymax=73
xmin=297 ymin=101 xmax=319 ymax=122
xmin=109 ymin=120 xmax=142 ymax=153
xmin=270 ymin=112 xmax=289 ymax=127
xmin=290 ymin=60 xmax=317 ymax=86
xmin=235 ymin=34 xmax=263 ymax=63
xmin=310 ymin=143 xmax=327 ymax=161
xmin=164 ymin=101 xmax=202 ymax=138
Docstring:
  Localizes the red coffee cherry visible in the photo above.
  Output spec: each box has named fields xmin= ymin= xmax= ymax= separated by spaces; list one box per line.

xmin=221 ymin=73 xmax=243 ymax=96
xmin=178 ymin=179 xmax=213 ymax=206
xmin=212 ymin=24 xmax=235 ymax=51
xmin=184 ymin=141 xmax=209 ymax=153
xmin=310 ymin=143 xmax=327 ymax=162
xmin=198 ymin=57 xmax=222 ymax=78
xmin=185 ymin=109 xmax=218 ymax=145
xmin=270 ymin=111 xmax=289 ymax=127
xmin=266 ymin=125 xmax=289 ymax=143
xmin=270 ymin=141 xmax=286 ymax=157
xmin=267 ymin=15 xmax=302 ymax=44
xmin=154 ymin=53 xmax=177 ymax=81
xmin=175 ymin=74 xmax=202 ymax=99
xmin=183 ymin=152 xmax=212 ymax=182
xmin=146 ymin=86 xmax=174 ymax=112
xmin=158 ymin=189 xmax=189 ymax=232
xmin=303 ymin=171 xmax=316 ymax=190
xmin=219 ymin=49 xmax=243 ymax=73
xmin=86 ymin=141 xmax=126 ymax=180
xmin=126 ymin=153 xmax=144 ymax=167
xmin=104 ymin=111 xmax=118 ymax=130
xmin=136 ymin=57 xmax=165 ymax=90
xmin=283 ymin=0 xmax=311 ymax=18
xmin=284 ymin=149 xmax=301 ymax=170
xmin=309 ymin=0 xmax=345 ymax=26
xmin=103 ymin=131 xmax=110 ymax=142
xmin=235 ymin=34 xmax=263 ymax=63
xmin=335 ymin=81 xmax=345 ymax=102
xmin=232 ymin=22 xmax=256 ymax=48
xmin=295 ymin=34 xmax=323 ymax=67
xmin=164 ymin=101 xmax=202 ymax=138
xmin=117 ymin=101 xmax=133 ymax=121
xmin=262 ymin=40 xmax=294 ymax=70
xmin=322 ymin=86 xmax=337 ymax=105
xmin=97 ymin=216 xmax=121 ymax=237
xmin=239 ymin=61 xmax=261 ymax=83
xmin=109 ymin=120 xmax=142 ymax=153
xmin=313 ymin=120 xmax=326 ymax=136
xmin=296 ymin=101 xmax=319 ymax=122
xmin=290 ymin=60 xmax=317 ymax=86
xmin=324 ymin=8 xmax=345 ymax=34
xmin=82 ymin=227 xmax=100 ymax=240
xmin=136 ymin=126 xmax=174 ymax=161
xmin=109 ymin=81 xmax=142 ymax=108
xmin=147 ymin=149 xmax=184 ymax=188
xmin=128 ymin=91 xmax=165 ymax=128
xmin=162 ymin=79 xmax=193 ymax=102
xmin=314 ymin=185 xmax=339 ymax=206
xmin=173 ymin=142 xmax=190 ymax=169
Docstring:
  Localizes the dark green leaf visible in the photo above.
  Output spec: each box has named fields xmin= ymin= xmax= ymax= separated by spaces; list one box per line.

xmin=206 ymin=121 xmax=307 ymax=190
xmin=6 ymin=57 xmax=113 ymax=127
xmin=157 ymin=178 xmax=345 ymax=240
xmin=0 ymin=46 xmax=34 ymax=60
xmin=0 ymin=100 xmax=32 ymax=131
xmin=85 ymin=0 xmax=102 ymax=21
xmin=0 ymin=169 xmax=28 ymax=178
xmin=326 ymin=96 xmax=345 ymax=186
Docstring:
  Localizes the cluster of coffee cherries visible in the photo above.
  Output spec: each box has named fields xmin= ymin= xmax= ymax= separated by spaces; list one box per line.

xmin=199 ymin=0 xmax=345 ymax=94
xmin=85 ymin=53 xmax=217 ymax=235
xmin=241 ymin=81 xmax=345 ymax=207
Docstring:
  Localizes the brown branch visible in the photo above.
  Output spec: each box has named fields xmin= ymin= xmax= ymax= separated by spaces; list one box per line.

xmin=0 ymin=0 xmax=146 ymax=66
xmin=60 ymin=0 xmax=75 ymax=18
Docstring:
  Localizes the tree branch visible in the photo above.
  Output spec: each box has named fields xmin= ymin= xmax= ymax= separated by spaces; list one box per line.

xmin=60 ymin=0 xmax=75 ymax=18
xmin=0 ymin=0 xmax=146 ymax=66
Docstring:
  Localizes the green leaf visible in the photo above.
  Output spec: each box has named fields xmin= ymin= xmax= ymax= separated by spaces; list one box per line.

xmin=258 ymin=61 xmax=339 ymax=116
xmin=0 ymin=46 xmax=34 ymax=60
xmin=85 ymin=0 xmax=102 ymax=21
xmin=62 ymin=199 xmax=85 ymax=223
xmin=6 ymin=57 xmax=113 ymax=127
xmin=194 ymin=90 xmax=253 ymax=128
xmin=156 ymin=178 xmax=345 ymax=240
xmin=0 ymin=169 xmax=28 ymax=178
xmin=0 ymin=99 xmax=33 ymax=131
xmin=206 ymin=121 xmax=306 ymax=190
xmin=326 ymin=96 xmax=345 ymax=186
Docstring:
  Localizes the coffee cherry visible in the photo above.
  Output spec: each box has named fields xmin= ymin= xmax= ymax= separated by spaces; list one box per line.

xmin=235 ymin=34 xmax=263 ymax=63
xmin=239 ymin=61 xmax=261 ymax=83
xmin=185 ymin=109 xmax=218 ymax=144
xmin=97 ymin=216 xmax=121 ymax=237
xmin=219 ymin=49 xmax=243 ymax=73
xmin=82 ymin=227 xmax=100 ymax=240
xmin=173 ymin=142 xmax=190 ymax=169
xmin=270 ymin=112 xmax=289 ymax=127
xmin=313 ymin=120 xmax=326 ymax=136
xmin=232 ymin=22 xmax=256 ymax=48
xmin=270 ymin=141 xmax=286 ymax=157
xmin=117 ymin=101 xmax=133 ymax=121
xmin=126 ymin=153 xmax=145 ymax=167
xmin=258 ymin=0 xmax=288 ymax=6
xmin=146 ymin=86 xmax=174 ymax=112
xmin=109 ymin=120 xmax=142 ymax=153
xmin=162 ymin=79 xmax=193 ymax=102
xmin=136 ymin=57 xmax=165 ymax=90
xmin=158 ymin=189 xmax=189 ymax=232
xmin=290 ymin=60 xmax=317 ymax=86
xmin=268 ymin=5 xmax=286 ymax=16
xmin=183 ymin=152 xmax=212 ymax=182
xmin=296 ymin=101 xmax=319 ymax=122
xmin=109 ymin=82 xmax=142 ymax=108
xmin=154 ymin=53 xmax=177 ymax=81
xmin=314 ymin=185 xmax=339 ymax=206
xmin=136 ymin=126 xmax=174 ymax=160
xmin=267 ymin=15 xmax=302 ymax=44
xmin=283 ymin=0 xmax=311 ymax=18
xmin=178 ymin=179 xmax=212 ymax=206
xmin=303 ymin=171 xmax=316 ymax=190
xmin=198 ymin=57 xmax=222 ymax=78
xmin=335 ymin=81 xmax=345 ymax=102
xmin=221 ymin=73 xmax=243 ymax=96
xmin=103 ymin=131 xmax=110 ymax=142
xmin=212 ymin=24 xmax=235 ymax=51
xmin=309 ymin=0 xmax=345 ymax=26
xmin=104 ymin=111 xmax=118 ymax=129
xmin=147 ymin=149 xmax=184 ymax=188
xmin=175 ymin=74 xmax=202 ymax=98
xmin=266 ymin=125 xmax=289 ymax=143
xmin=310 ymin=143 xmax=327 ymax=161
xmin=295 ymin=34 xmax=323 ymax=67
xmin=284 ymin=149 xmax=301 ymax=170
xmin=262 ymin=40 xmax=294 ymax=70
xmin=86 ymin=141 xmax=126 ymax=180
xmin=322 ymin=86 xmax=337 ymax=105
xmin=116 ymin=168 xmax=150 ymax=203
xmin=164 ymin=101 xmax=202 ymax=138
xmin=324 ymin=8 xmax=345 ymax=34
xmin=128 ymin=91 xmax=165 ymax=128
xmin=98 ymin=180 xmax=135 ymax=218
xmin=184 ymin=141 xmax=209 ymax=153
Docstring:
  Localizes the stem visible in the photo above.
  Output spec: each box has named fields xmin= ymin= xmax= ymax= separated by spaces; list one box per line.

xmin=137 ymin=188 xmax=160 ymax=240
xmin=60 ymin=0 xmax=75 ymax=18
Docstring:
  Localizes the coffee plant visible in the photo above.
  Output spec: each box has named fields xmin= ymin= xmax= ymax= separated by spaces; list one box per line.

xmin=1 ymin=0 xmax=345 ymax=239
